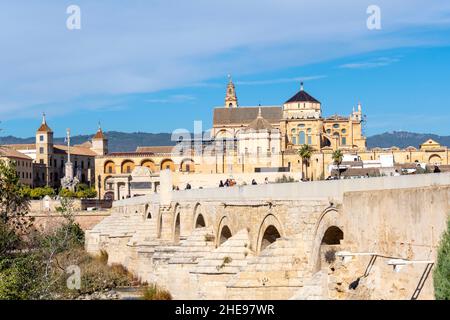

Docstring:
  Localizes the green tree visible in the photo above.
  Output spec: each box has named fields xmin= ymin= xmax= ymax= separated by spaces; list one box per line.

xmin=434 ymin=219 xmax=450 ymax=299
xmin=298 ymin=144 xmax=314 ymax=181
xmin=29 ymin=187 xmax=55 ymax=200
xmin=0 ymin=160 xmax=31 ymax=234
xmin=59 ymin=188 xmax=76 ymax=198
xmin=332 ymin=149 xmax=344 ymax=179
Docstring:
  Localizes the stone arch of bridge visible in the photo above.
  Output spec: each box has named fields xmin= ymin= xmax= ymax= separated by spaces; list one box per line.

xmin=256 ymin=214 xmax=284 ymax=254
xmin=216 ymin=216 xmax=233 ymax=247
xmin=172 ymin=203 xmax=182 ymax=243
xmin=193 ymin=203 xmax=207 ymax=229
xmin=309 ymin=207 xmax=343 ymax=273
xmin=144 ymin=204 xmax=152 ymax=219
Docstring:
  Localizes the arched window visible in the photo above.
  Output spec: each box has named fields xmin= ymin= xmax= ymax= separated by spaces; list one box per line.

xmin=333 ymin=132 xmax=340 ymax=140
xmin=342 ymin=137 xmax=347 ymax=145
xmin=307 ymin=135 xmax=312 ymax=145
xmin=292 ymin=136 xmax=297 ymax=145
xmin=299 ymin=131 xmax=306 ymax=145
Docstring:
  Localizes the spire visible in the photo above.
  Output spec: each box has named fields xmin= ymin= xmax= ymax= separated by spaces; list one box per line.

xmin=225 ymin=74 xmax=238 ymax=108
xmin=358 ymin=101 xmax=362 ymax=112
xmin=37 ymin=112 xmax=53 ymax=133
xmin=300 ymin=81 xmax=304 ymax=91
xmin=93 ymin=121 xmax=106 ymax=140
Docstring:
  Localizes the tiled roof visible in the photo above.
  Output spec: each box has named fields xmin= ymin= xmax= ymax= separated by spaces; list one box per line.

xmin=75 ymin=141 xmax=93 ymax=148
xmin=37 ymin=123 xmax=53 ymax=133
xmin=135 ymin=146 xmax=176 ymax=154
xmin=285 ymin=89 xmax=320 ymax=104
xmin=213 ymin=106 xmax=282 ymax=126
xmin=5 ymin=144 xmax=36 ymax=150
xmin=245 ymin=109 xmax=273 ymax=131
xmin=0 ymin=146 xmax=32 ymax=160
xmin=93 ymin=129 xmax=107 ymax=140
xmin=54 ymin=145 xmax=97 ymax=156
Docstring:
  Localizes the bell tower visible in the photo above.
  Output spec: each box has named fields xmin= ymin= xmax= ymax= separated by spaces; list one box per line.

xmin=224 ymin=75 xmax=238 ymax=108
xmin=92 ymin=122 xmax=108 ymax=155
xmin=35 ymin=113 xmax=54 ymax=186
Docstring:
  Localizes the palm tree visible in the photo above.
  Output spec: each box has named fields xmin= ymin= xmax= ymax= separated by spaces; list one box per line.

xmin=332 ymin=149 xmax=344 ymax=179
xmin=298 ymin=144 xmax=314 ymax=181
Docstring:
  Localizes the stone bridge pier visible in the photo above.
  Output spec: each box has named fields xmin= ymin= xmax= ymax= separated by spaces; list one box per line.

xmin=86 ymin=171 xmax=450 ymax=300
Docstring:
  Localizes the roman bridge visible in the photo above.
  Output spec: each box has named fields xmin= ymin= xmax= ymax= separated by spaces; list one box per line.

xmin=86 ymin=172 xmax=450 ymax=300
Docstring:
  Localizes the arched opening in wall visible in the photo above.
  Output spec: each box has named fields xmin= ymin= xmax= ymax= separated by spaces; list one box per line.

xmin=219 ymin=226 xmax=232 ymax=245
xmin=260 ymin=225 xmax=281 ymax=252
xmin=160 ymin=159 xmax=175 ymax=172
xmin=158 ymin=213 xmax=163 ymax=238
xmin=429 ymin=154 xmax=442 ymax=165
xmin=121 ymin=160 xmax=135 ymax=174
xmin=141 ymin=160 xmax=156 ymax=173
xmin=145 ymin=204 xmax=151 ymax=219
xmin=321 ymin=226 xmax=344 ymax=245
xmin=174 ymin=213 xmax=181 ymax=243
xmin=180 ymin=158 xmax=195 ymax=173
xmin=104 ymin=161 xmax=116 ymax=174
xmin=195 ymin=214 xmax=206 ymax=228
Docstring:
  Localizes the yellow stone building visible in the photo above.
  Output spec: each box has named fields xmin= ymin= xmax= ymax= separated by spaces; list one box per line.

xmin=95 ymin=77 xmax=449 ymax=199
xmin=0 ymin=146 xmax=34 ymax=186
xmin=6 ymin=115 xmax=106 ymax=188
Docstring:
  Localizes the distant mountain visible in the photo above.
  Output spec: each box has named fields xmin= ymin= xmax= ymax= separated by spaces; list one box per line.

xmin=366 ymin=131 xmax=450 ymax=149
xmin=0 ymin=131 xmax=175 ymax=153
xmin=1 ymin=130 xmax=448 ymax=152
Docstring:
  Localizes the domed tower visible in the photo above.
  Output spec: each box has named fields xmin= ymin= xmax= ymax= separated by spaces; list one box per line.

xmin=283 ymin=82 xmax=321 ymax=119
xmin=92 ymin=123 xmax=108 ymax=155
xmin=224 ymin=75 xmax=238 ymax=108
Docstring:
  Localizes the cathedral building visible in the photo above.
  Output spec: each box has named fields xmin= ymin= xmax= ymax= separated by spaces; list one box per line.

xmin=91 ymin=77 xmax=449 ymax=199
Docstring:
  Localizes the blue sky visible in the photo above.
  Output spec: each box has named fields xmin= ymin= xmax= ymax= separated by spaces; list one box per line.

xmin=1 ymin=0 xmax=450 ymax=138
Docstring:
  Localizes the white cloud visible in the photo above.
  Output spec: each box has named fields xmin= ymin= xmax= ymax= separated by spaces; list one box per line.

xmin=145 ymin=95 xmax=197 ymax=104
xmin=338 ymin=57 xmax=400 ymax=69
xmin=236 ymin=75 xmax=326 ymax=85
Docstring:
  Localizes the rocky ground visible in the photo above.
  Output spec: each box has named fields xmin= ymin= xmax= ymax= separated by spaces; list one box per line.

xmin=76 ymin=287 xmax=144 ymax=300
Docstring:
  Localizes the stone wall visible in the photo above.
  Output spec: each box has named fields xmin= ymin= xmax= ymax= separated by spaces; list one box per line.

xmin=30 ymin=212 xmax=111 ymax=232
xmin=85 ymin=172 xmax=450 ymax=300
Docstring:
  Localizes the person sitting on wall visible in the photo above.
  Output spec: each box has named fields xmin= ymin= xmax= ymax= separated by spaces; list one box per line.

xmin=252 ymin=179 xmax=257 ymax=185
xmin=185 ymin=183 xmax=192 ymax=190
xmin=219 ymin=180 xmax=224 ymax=187
xmin=224 ymin=179 xmax=229 ymax=187
xmin=264 ymin=177 xmax=269 ymax=184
